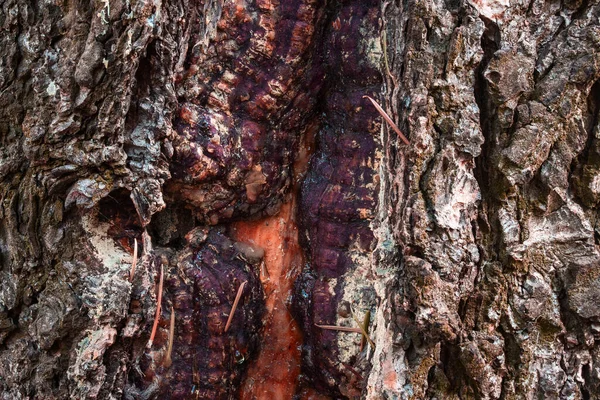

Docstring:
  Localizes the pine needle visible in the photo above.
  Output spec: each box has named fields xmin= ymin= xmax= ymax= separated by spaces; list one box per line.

xmin=147 ymin=264 xmax=164 ymax=348
xmin=351 ymin=307 xmax=375 ymax=349
xmin=164 ymin=306 xmax=175 ymax=368
xmin=360 ymin=310 xmax=371 ymax=351
xmin=314 ymin=324 xmax=363 ymax=333
xmin=129 ymin=238 xmax=138 ymax=282
xmin=224 ymin=281 xmax=247 ymax=333
xmin=363 ymin=95 xmax=409 ymax=145
xmin=382 ymin=28 xmax=397 ymax=86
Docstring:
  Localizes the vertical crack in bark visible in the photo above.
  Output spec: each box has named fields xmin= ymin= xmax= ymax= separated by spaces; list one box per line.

xmin=571 ymin=79 xmax=600 ymax=209
xmin=473 ymin=14 xmax=500 ymax=209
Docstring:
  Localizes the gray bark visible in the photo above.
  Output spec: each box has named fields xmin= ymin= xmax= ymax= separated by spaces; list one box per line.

xmin=377 ymin=1 xmax=600 ymax=398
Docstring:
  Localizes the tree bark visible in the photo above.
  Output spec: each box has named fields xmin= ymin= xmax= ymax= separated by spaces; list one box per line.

xmin=0 ymin=0 xmax=599 ymax=399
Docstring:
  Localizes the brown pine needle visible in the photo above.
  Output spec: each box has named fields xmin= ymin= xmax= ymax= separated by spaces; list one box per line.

xmin=164 ymin=306 xmax=175 ymax=368
xmin=363 ymin=95 xmax=410 ymax=145
xmin=147 ymin=264 xmax=164 ymax=348
xmin=351 ymin=307 xmax=375 ymax=349
xmin=315 ymin=324 xmax=363 ymax=333
xmin=224 ymin=281 xmax=247 ymax=333
xmin=129 ymin=238 xmax=138 ymax=282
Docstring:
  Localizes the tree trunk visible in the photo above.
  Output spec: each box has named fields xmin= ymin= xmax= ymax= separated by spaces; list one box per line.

xmin=1 ymin=0 xmax=599 ymax=399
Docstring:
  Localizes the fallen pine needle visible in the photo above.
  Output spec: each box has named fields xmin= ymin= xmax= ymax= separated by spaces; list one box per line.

xmin=351 ymin=307 xmax=375 ymax=349
xmin=363 ymin=95 xmax=410 ymax=145
xmin=147 ymin=264 xmax=164 ymax=348
xmin=315 ymin=324 xmax=363 ymax=333
xmin=129 ymin=238 xmax=138 ymax=282
xmin=381 ymin=28 xmax=398 ymax=86
xmin=224 ymin=281 xmax=247 ymax=333
xmin=164 ymin=306 xmax=175 ymax=368
xmin=360 ymin=310 xmax=371 ymax=351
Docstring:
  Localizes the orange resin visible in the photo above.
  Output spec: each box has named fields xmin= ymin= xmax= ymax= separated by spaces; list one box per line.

xmin=235 ymin=123 xmax=319 ymax=399
xmin=235 ymin=123 xmax=322 ymax=399
xmin=233 ymin=198 xmax=304 ymax=399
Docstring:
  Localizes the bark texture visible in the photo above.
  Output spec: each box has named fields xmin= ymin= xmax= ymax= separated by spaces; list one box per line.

xmin=0 ymin=0 xmax=599 ymax=399
xmin=376 ymin=0 xmax=600 ymax=399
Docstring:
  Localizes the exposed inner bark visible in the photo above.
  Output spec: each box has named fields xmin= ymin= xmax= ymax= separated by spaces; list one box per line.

xmin=234 ymin=127 xmax=315 ymax=399
xmin=232 ymin=202 xmax=304 ymax=399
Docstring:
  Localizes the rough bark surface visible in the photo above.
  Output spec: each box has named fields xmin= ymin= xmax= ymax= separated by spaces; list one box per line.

xmin=0 ymin=0 xmax=599 ymax=399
